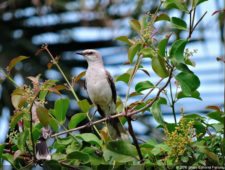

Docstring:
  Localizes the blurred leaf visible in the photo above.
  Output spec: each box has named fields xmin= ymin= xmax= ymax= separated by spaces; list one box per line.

xmin=135 ymin=81 xmax=154 ymax=93
xmin=6 ymin=56 xmax=29 ymax=73
xmin=49 ymin=117 xmax=58 ymax=132
xmin=152 ymin=144 xmax=170 ymax=156
xmin=176 ymin=63 xmax=192 ymax=73
xmin=164 ymin=0 xmax=188 ymax=12
xmin=140 ymin=48 xmax=154 ymax=58
xmin=11 ymin=88 xmax=26 ymax=109
xmin=175 ymin=72 xmax=200 ymax=96
xmin=206 ymin=105 xmax=221 ymax=112
xmin=170 ymin=39 xmax=188 ymax=64
xmin=198 ymin=146 xmax=219 ymax=164
xmin=129 ymin=91 xmax=143 ymax=98
xmin=115 ymin=36 xmax=132 ymax=45
xmin=139 ymin=68 xmax=151 ymax=77
xmin=207 ymin=111 xmax=224 ymax=124
xmin=152 ymin=56 xmax=169 ymax=78
xmin=32 ymin=124 xmax=42 ymax=142
xmin=78 ymin=99 xmax=91 ymax=113
xmin=43 ymin=160 xmax=61 ymax=169
xmin=150 ymin=98 xmax=167 ymax=125
xmin=68 ymin=113 xmax=87 ymax=129
xmin=128 ymin=43 xmax=141 ymax=63
xmin=76 ymin=133 xmax=102 ymax=147
xmin=53 ymin=98 xmax=70 ymax=124
xmin=10 ymin=111 xmax=24 ymax=130
xmin=185 ymin=58 xmax=196 ymax=67
xmin=36 ymin=106 xmax=50 ymax=126
xmin=116 ymin=73 xmax=130 ymax=84
xmin=129 ymin=19 xmax=141 ymax=33
xmin=155 ymin=13 xmax=170 ymax=22
xmin=0 ymin=144 xmax=5 ymax=158
xmin=171 ymin=17 xmax=187 ymax=30
xmin=194 ymin=0 xmax=208 ymax=7
xmin=177 ymin=90 xmax=202 ymax=100
xmin=2 ymin=153 xmax=14 ymax=166
xmin=66 ymin=141 xmax=82 ymax=154
xmin=82 ymin=147 xmax=105 ymax=165
xmin=18 ymin=130 xmax=28 ymax=152
xmin=158 ymin=38 xmax=169 ymax=57
xmin=73 ymin=71 xmax=86 ymax=84
xmin=51 ymin=153 xmax=67 ymax=160
xmin=67 ymin=151 xmax=89 ymax=163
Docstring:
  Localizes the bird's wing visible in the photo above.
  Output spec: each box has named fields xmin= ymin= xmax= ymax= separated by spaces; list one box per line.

xmin=105 ymin=70 xmax=117 ymax=104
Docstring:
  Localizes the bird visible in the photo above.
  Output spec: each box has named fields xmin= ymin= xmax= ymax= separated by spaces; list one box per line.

xmin=31 ymin=101 xmax=51 ymax=160
xmin=76 ymin=49 xmax=128 ymax=140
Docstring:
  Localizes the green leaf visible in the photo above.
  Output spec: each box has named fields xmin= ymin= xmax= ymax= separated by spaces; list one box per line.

xmin=198 ymin=146 xmax=219 ymax=164
xmin=53 ymin=98 xmax=70 ymax=124
xmin=78 ymin=99 xmax=91 ymax=113
xmin=194 ymin=0 xmax=208 ymax=7
xmin=140 ymin=48 xmax=154 ymax=58
xmin=116 ymin=73 xmax=130 ymax=84
xmin=82 ymin=147 xmax=105 ymax=165
xmin=18 ymin=130 xmax=29 ymax=151
xmin=128 ymin=43 xmax=141 ymax=63
xmin=66 ymin=141 xmax=82 ymax=154
xmin=10 ymin=111 xmax=24 ymax=130
xmin=0 ymin=144 xmax=4 ymax=158
xmin=135 ymin=81 xmax=154 ymax=93
xmin=175 ymin=72 xmax=200 ymax=96
xmin=155 ymin=13 xmax=170 ymax=22
xmin=150 ymin=98 xmax=167 ymax=125
xmin=129 ymin=19 xmax=141 ymax=33
xmin=177 ymin=90 xmax=202 ymax=100
xmin=76 ymin=133 xmax=102 ymax=147
xmin=176 ymin=63 xmax=193 ymax=73
xmin=158 ymin=38 xmax=169 ymax=57
xmin=106 ymin=140 xmax=137 ymax=157
xmin=171 ymin=17 xmax=187 ymax=30
xmin=115 ymin=36 xmax=132 ymax=46
xmin=67 ymin=151 xmax=89 ymax=163
xmin=36 ymin=106 xmax=50 ymax=126
xmin=43 ymin=160 xmax=61 ymax=169
xmin=6 ymin=56 xmax=29 ymax=73
xmin=152 ymin=144 xmax=170 ymax=156
xmin=2 ymin=153 xmax=14 ymax=166
xmin=207 ymin=111 xmax=224 ymax=124
xmin=68 ymin=113 xmax=87 ymax=129
xmin=170 ymin=39 xmax=188 ymax=64
xmin=152 ymin=56 xmax=169 ymax=78
xmin=49 ymin=117 xmax=58 ymax=132
xmin=164 ymin=0 xmax=188 ymax=13
xmin=51 ymin=153 xmax=67 ymax=160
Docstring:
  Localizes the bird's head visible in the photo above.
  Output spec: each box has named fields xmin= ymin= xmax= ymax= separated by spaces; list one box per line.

xmin=76 ymin=49 xmax=102 ymax=63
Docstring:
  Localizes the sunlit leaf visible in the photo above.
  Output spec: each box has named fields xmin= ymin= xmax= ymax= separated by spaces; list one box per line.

xmin=170 ymin=39 xmax=188 ymax=64
xmin=106 ymin=140 xmax=137 ymax=157
xmin=68 ymin=113 xmax=87 ymax=129
xmin=76 ymin=133 xmax=102 ymax=147
xmin=152 ymin=56 xmax=169 ymax=78
xmin=164 ymin=0 xmax=188 ymax=13
xmin=78 ymin=99 xmax=91 ymax=113
xmin=158 ymin=38 xmax=169 ymax=57
xmin=129 ymin=19 xmax=141 ymax=33
xmin=140 ymin=48 xmax=154 ymax=58
xmin=135 ymin=81 xmax=154 ymax=93
xmin=115 ymin=36 xmax=133 ymax=46
xmin=175 ymin=72 xmax=200 ymax=96
xmin=116 ymin=73 xmax=130 ymax=84
xmin=6 ymin=56 xmax=29 ymax=73
xmin=128 ymin=43 xmax=141 ymax=63
xmin=155 ymin=13 xmax=170 ymax=22
xmin=53 ymin=98 xmax=70 ymax=124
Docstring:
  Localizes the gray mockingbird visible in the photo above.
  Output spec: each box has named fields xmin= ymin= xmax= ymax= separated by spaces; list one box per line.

xmin=76 ymin=49 xmax=128 ymax=140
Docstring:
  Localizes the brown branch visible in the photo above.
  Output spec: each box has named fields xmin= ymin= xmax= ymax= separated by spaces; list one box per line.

xmin=51 ymin=68 xmax=174 ymax=138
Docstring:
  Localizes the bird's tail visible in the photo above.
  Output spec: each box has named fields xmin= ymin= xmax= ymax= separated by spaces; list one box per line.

xmin=106 ymin=117 xmax=129 ymax=141
xmin=35 ymin=127 xmax=51 ymax=160
xmin=36 ymin=137 xmax=51 ymax=160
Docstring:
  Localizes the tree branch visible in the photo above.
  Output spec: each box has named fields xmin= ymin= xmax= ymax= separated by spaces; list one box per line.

xmin=51 ymin=68 xmax=174 ymax=138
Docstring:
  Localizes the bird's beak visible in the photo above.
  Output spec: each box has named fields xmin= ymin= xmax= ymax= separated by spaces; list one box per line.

xmin=76 ymin=51 xmax=84 ymax=56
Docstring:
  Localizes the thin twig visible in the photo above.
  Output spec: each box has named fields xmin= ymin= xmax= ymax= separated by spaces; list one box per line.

xmin=169 ymin=82 xmax=177 ymax=124
xmin=126 ymin=117 xmax=144 ymax=163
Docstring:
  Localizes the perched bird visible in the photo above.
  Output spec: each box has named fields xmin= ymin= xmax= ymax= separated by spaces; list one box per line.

xmin=76 ymin=49 xmax=128 ymax=140
xmin=31 ymin=101 xmax=51 ymax=160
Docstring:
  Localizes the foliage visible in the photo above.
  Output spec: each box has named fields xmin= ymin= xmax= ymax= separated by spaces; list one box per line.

xmin=0 ymin=0 xmax=224 ymax=169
